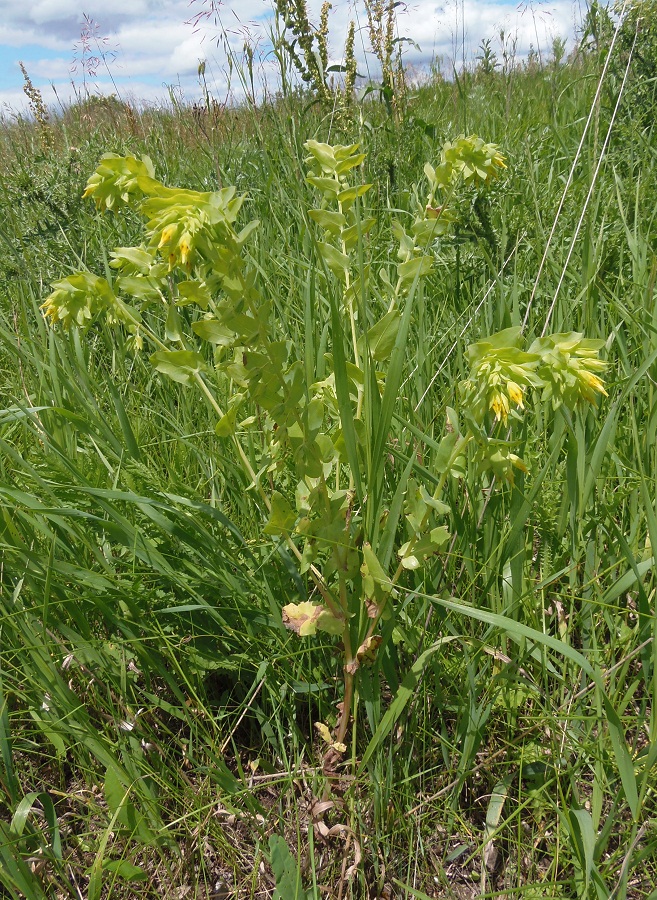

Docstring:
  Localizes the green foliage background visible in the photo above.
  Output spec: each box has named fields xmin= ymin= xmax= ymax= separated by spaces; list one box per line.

xmin=1 ymin=16 xmax=657 ymax=898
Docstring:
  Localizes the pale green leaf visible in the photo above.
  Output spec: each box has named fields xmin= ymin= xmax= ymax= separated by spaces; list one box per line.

xmin=150 ymin=350 xmax=205 ymax=384
xmin=264 ymin=491 xmax=297 ymax=535
xmin=317 ymin=242 xmax=350 ymax=278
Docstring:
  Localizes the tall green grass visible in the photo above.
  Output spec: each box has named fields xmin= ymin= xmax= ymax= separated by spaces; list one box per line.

xmin=1 ymin=41 xmax=657 ymax=899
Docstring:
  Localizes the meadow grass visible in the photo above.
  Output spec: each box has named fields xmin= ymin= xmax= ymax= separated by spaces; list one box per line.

xmin=0 ymin=40 xmax=656 ymax=900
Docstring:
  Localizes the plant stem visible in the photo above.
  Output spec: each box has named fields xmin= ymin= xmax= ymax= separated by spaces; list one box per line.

xmin=336 ymin=574 xmax=355 ymax=746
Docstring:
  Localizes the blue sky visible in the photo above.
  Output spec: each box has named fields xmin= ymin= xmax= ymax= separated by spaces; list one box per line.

xmin=0 ymin=0 xmax=583 ymax=113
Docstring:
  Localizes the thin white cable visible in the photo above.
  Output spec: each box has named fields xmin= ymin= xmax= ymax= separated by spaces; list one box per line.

xmin=413 ymin=233 xmax=524 ymax=412
xmin=414 ymin=5 xmax=632 ymax=411
xmin=522 ymin=0 xmax=631 ymax=331
xmin=541 ymin=22 xmax=638 ymax=336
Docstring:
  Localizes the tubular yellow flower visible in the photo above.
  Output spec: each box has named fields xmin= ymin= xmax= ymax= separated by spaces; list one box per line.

xmin=179 ymin=236 xmax=192 ymax=268
xmin=40 ymin=272 xmax=116 ymax=329
xmin=578 ymin=369 xmax=608 ymax=401
xmin=40 ymin=294 xmax=60 ymax=326
xmin=506 ymin=380 xmax=524 ymax=408
xmin=158 ymin=224 xmax=178 ymax=248
xmin=490 ymin=390 xmax=509 ymax=423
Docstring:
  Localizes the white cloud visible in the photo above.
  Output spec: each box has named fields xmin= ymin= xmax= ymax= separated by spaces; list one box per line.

xmin=0 ymin=24 xmax=68 ymax=51
xmin=22 ymin=0 xmax=85 ymax=25
xmin=0 ymin=88 xmax=30 ymax=114
xmin=0 ymin=0 xmax=584 ymax=112
xmin=169 ymin=34 xmax=212 ymax=74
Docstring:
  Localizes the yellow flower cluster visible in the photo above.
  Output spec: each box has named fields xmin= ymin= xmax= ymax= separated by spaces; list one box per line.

xmin=460 ymin=328 xmax=542 ymax=425
xmin=81 ymin=153 xmax=157 ymax=211
xmin=41 ymin=273 xmax=116 ymax=329
xmin=461 ymin=328 xmax=609 ymax=425
xmin=442 ymin=134 xmax=507 ymax=187
xmin=488 ymin=377 xmax=528 ymax=423
xmin=156 ymin=220 xmax=199 ymax=271
xmin=528 ymin=332 xmax=608 ymax=409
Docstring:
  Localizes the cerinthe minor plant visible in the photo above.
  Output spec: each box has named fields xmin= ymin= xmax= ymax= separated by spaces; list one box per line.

xmin=41 ymin=136 xmax=608 ymax=782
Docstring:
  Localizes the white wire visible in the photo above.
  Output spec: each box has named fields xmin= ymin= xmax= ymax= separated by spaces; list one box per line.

xmin=413 ymin=232 xmax=524 ymax=412
xmin=540 ymin=20 xmax=638 ymax=336
xmin=414 ymin=4 xmax=634 ymax=412
xmin=522 ymin=0 xmax=632 ymax=332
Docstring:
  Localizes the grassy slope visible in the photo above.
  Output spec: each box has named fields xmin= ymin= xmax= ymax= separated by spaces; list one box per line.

xmin=0 ymin=51 xmax=656 ymax=900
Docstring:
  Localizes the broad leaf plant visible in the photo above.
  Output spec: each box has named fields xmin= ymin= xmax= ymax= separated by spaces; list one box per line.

xmin=42 ymin=137 xmax=608 ymax=775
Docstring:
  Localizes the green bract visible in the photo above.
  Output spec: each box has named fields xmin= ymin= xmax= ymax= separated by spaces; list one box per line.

xmin=442 ymin=134 xmax=506 ymax=186
xmin=530 ymin=332 xmax=609 ymax=408
xmin=41 ymin=272 xmax=114 ymax=328
xmin=281 ymin=601 xmax=344 ymax=637
xmin=82 ymin=152 xmax=158 ymax=211
xmin=142 ymin=185 xmax=246 ymax=273
xmin=460 ymin=327 xmax=543 ymax=424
